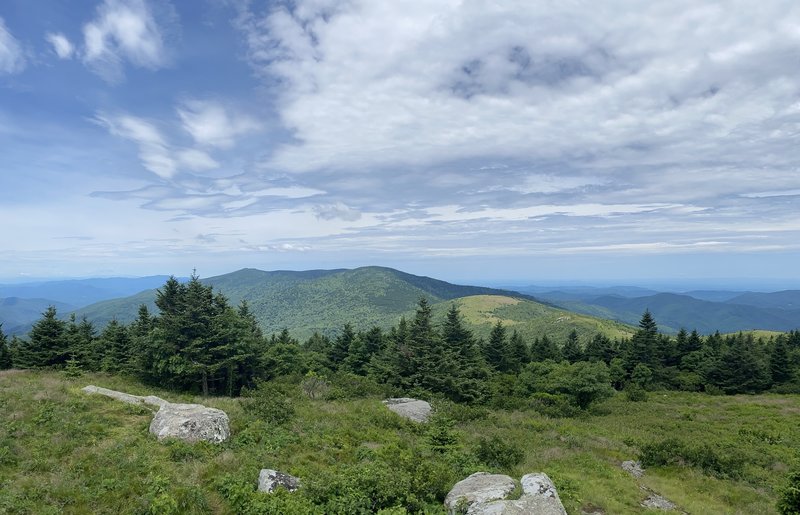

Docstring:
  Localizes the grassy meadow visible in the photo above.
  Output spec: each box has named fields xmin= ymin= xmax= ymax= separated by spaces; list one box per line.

xmin=1 ymin=369 xmax=798 ymax=514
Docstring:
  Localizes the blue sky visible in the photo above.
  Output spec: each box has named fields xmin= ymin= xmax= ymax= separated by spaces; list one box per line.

xmin=2 ymin=0 xmax=800 ymax=287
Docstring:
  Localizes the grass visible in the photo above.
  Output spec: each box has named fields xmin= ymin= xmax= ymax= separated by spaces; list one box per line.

xmin=1 ymin=369 xmax=798 ymax=514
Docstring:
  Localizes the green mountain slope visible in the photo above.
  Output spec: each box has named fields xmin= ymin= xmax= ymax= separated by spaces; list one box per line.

xmin=431 ymin=295 xmax=635 ymax=343
xmin=73 ymin=267 xmax=539 ymax=339
xmin=0 ymin=297 xmax=77 ymax=335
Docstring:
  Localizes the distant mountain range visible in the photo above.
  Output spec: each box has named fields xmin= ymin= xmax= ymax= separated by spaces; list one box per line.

xmin=3 ymin=268 xmax=799 ymax=339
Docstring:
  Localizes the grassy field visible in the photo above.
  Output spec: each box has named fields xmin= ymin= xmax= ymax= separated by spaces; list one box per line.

xmin=1 ymin=369 xmax=798 ymax=514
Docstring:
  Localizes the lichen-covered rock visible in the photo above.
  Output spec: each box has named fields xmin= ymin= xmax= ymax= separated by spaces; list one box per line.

xmin=444 ymin=472 xmax=516 ymax=514
xmin=258 ymin=469 xmax=301 ymax=493
xmin=82 ymin=385 xmax=166 ymax=407
xmin=149 ymin=402 xmax=230 ymax=443
xmin=445 ymin=472 xmax=567 ymax=515
xmin=382 ymin=397 xmax=431 ymax=423
xmin=622 ymin=460 xmax=645 ymax=478
xmin=641 ymin=493 xmax=677 ymax=511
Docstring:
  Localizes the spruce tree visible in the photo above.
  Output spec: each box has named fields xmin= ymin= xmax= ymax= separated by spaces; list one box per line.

xmin=584 ymin=333 xmax=613 ymax=363
xmin=626 ymin=310 xmax=659 ymax=371
xmin=562 ymin=330 xmax=583 ymax=363
xmin=17 ymin=306 xmax=69 ymax=368
xmin=329 ymin=323 xmax=356 ymax=368
xmin=0 ymin=324 xmax=12 ymax=369
xmin=506 ymin=330 xmax=529 ymax=373
xmin=530 ymin=335 xmax=561 ymax=362
xmin=770 ymin=336 xmax=791 ymax=385
xmin=99 ymin=319 xmax=132 ymax=373
xmin=441 ymin=304 xmax=489 ymax=402
xmin=485 ymin=321 xmax=507 ymax=371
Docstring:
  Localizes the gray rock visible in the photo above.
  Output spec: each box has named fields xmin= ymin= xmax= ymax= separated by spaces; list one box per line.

xmin=622 ymin=460 xmax=645 ymax=478
xmin=82 ymin=385 xmax=166 ymax=407
xmin=445 ymin=472 xmax=567 ymax=515
xmin=444 ymin=472 xmax=517 ymax=514
xmin=382 ymin=397 xmax=432 ymax=423
xmin=641 ymin=493 xmax=677 ymax=511
xmin=258 ymin=469 xmax=301 ymax=493
xmin=149 ymin=402 xmax=230 ymax=444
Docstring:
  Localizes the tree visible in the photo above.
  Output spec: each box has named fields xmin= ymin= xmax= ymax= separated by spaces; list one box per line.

xmin=584 ymin=333 xmax=614 ymax=363
xmin=329 ymin=323 xmax=356 ymax=368
xmin=441 ymin=304 xmax=489 ymax=402
xmin=626 ymin=310 xmax=659 ymax=371
xmin=562 ymin=330 xmax=583 ymax=363
xmin=505 ymin=330 xmax=529 ymax=373
xmin=16 ymin=306 xmax=69 ymax=368
xmin=485 ymin=321 xmax=507 ymax=371
xmin=771 ymin=336 xmax=792 ymax=386
xmin=530 ymin=335 xmax=561 ymax=362
xmin=708 ymin=333 xmax=770 ymax=394
xmin=99 ymin=319 xmax=132 ymax=373
xmin=0 ymin=324 xmax=12 ymax=369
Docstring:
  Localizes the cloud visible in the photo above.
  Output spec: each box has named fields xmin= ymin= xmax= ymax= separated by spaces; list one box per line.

xmin=177 ymin=149 xmax=219 ymax=171
xmin=177 ymin=99 xmax=261 ymax=148
xmin=313 ymin=202 xmax=361 ymax=221
xmin=46 ymin=32 xmax=74 ymax=59
xmin=0 ymin=17 xmax=25 ymax=74
xmin=82 ymin=0 xmax=171 ymax=82
xmin=94 ymin=113 xmax=176 ymax=178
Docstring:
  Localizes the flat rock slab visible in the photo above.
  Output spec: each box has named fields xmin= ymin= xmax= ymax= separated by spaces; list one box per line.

xmin=641 ymin=493 xmax=677 ymax=511
xmin=382 ymin=397 xmax=431 ymax=423
xmin=82 ymin=385 xmax=167 ymax=407
xmin=258 ymin=469 xmax=301 ymax=493
xmin=149 ymin=402 xmax=230 ymax=444
xmin=82 ymin=385 xmax=230 ymax=444
xmin=445 ymin=472 xmax=567 ymax=515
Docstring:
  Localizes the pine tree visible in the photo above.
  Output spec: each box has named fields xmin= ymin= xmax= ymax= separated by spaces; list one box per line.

xmin=584 ymin=333 xmax=614 ymax=363
xmin=441 ymin=304 xmax=489 ymax=402
xmin=99 ymin=319 xmax=132 ymax=373
xmin=16 ymin=306 xmax=69 ymax=368
xmin=530 ymin=335 xmax=561 ymax=362
xmin=485 ymin=321 xmax=507 ymax=371
xmin=329 ymin=323 xmax=356 ymax=368
xmin=708 ymin=333 xmax=770 ymax=393
xmin=770 ymin=336 xmax=791 ymax=385
xmin=506 ymin=330 xmax=529 ymax=373
xmin=562 ymin=330 xmax=583 ymax=363
xmin=409 ymin=297 xmax=452 ymax=393
xmin=626 ymin=310 xmax=659 ymax=371
xmin=0 ymin=324 xmax=12 ymax=369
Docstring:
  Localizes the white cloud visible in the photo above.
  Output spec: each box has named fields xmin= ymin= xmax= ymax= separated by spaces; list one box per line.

xmin=45 ymin=32 xmax=74 ymax=59
xmin=177 ymin=149 xmax=219 ymax=171
xmin=177 ymin=99 xmax=261 ymax=148
xmin=94 ymin=113 xmax=176 ymax=178
xmin=0 ymin=17 xmax=25 ymax=74
xmin=82 ymin=0 xmax=169 ymax=82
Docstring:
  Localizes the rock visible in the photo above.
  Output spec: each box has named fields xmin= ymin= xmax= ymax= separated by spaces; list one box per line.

xmin=149 ymin=402 xmax=230 ymax=444
xmin=82 ymin=384 xmax=230 ymax=444
xmin=258 ymin=469 xmax=301 ymax=493
xmin=444 ymin=472 xmax=517 ymax=514
xmin=382 ymin=397 xmax=432 ymax=423
xmin=622 ymin=460 xmax=645 ymax=478
xmin=82 ymin=385 xmax=166 ymax=407
xmin=445 ymin=472 xmax=567 ymax=515
xmin=641 ymin=493 xmax=677 ymax=511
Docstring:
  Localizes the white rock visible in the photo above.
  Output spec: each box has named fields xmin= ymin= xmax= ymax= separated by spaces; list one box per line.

xmin=382 ymin=397 xmax=432 ymax=423
xmin=149 ymin=402 xmax=230 ymax=444
xmin=258 ymin=469 xmax=301 ymax=493
xmin=444 ymin=472 xmax=516 ymax=514
xmin=82 ymin=385 xmax=166 ymax=407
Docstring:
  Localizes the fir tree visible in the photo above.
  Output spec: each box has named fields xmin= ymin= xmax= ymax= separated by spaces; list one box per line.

xmin=329 ymin=323 xmax=356 ymax=368
xmin=626 ymin=310 xmax=659 ymax=371
xmin=441 ymin=304 xmax=489 ymax=402
xmin=770 ymin=336 xmax=791 ymax=385
xmin=0 ymin=324 xmax=12 ymax=369
xmin=562 ymin=330 xmax=583 ymax=363
xmin=16 ymin=306 xmax=69 ymax=368
xmin=530 ymin=335 xmax=561 ymax=362
xmin=485 ymin=321 xmax=507 ymax=371
xmin=505 ymin=330 xmax=529 ymax=373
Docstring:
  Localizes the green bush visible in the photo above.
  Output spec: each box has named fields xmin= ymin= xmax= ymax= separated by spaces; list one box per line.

xmin=624 ymin=383 xmax=648 ymax=402
xmin=240 ymin=382 xmax=296 ymax=425
xmin=639 ymin=438 xmax=744 ymax=478
xmin=475 ymin=437 xmax=524 ymax=470
xmin=778 ymin=468 xmax=800 ymax=515
xmin=527 ymin=392 xmax=581 ymax=418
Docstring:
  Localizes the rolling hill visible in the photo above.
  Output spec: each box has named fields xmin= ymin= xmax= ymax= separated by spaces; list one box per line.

xmin=0 ymin=297 xmax=77 ymax=335
xmin=73 ymin=266 xmax=634 ymax=342
xmin=0 ymin=276 xmax=174 ymax=307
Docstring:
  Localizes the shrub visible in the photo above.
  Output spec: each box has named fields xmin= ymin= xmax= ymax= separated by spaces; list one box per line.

xmin=778 ymin=468 xmax=800 ymax=515
xmin=527 ymin=392 xmax=581 ymax=418
xmin=639 ymin=438 xmax=743 ymax=478
xmin=300 ymin=371 xmax=330 ymax=399
xmin=240 ymin=382 xmax=295 ymax=425
xmin=624 ymin=383 xmax=648 ymax=402
xmin=475 ymin=437 xmax=524 ymax=470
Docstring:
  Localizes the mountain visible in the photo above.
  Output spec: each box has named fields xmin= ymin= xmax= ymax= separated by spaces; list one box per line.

xmin=0 ymin=276 xmax=174 ymax=307
xmin=560 ymin=293 xmax=800 ymax=334
xmin=726 ymin=290 xmax=800 ymax=311
xmin=73 ymin=266 xmax=634 ymax=341
xmin=74 ymin=267 xmax=535 ymax=337
xmin=0 ymin=297 xmax=77 ymax=335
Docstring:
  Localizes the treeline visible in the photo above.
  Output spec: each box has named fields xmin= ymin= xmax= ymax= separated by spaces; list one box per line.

xmin=2 ymin=275 xmax=799 ymax=408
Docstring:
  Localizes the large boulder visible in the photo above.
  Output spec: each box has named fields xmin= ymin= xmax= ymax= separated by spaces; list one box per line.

xmin=382 ymin=397 xmax=431 ymax=423
xmin=445 ymin=472 xmax=567 ymax=515
xmin=444 ymin=472 xmax=517 ymax=514
xmin=149 ymin=402 xmax=230 ymax=444
xmin=258 ymin=469 xmax=301 ymax=493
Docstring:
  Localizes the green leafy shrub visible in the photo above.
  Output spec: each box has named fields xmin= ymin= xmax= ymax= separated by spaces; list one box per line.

xmin=624 ymin=383 xmax=648 ymax=402
xmin=639 ymin=438 xmax=744 ymax=478
xmin=240 ymin=382 xmax=295 ymax=425
xmin=475 ymin=437 xmax=524 ymax=470
xmin=325 ymin=372 xmax=389 ymax=400
xmin=778 ymin=468 xmax=800 ymax=515
xmin=527 ymin=392 xmax=581 ymax=418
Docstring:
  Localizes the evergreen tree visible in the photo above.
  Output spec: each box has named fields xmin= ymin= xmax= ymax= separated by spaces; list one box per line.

xmin=329 ymin=323 xmax=356 ymax=368
xmin=530 ymin=335 xmax=561 ymax=362
xmin=485 ymin=321 xmax=507 ymax=371
xmin=16 ymin=306 xmax=69 ymax=368
xmin=708 ymin=333 xmax=770 ymax=393
xmin=345 ymin=327 xmax=384 ymax=375
xmin=408 ymin=297 xmax=452 ymax=393
xmin=770 ymin=336 xmax=792 ymax=385
xmin=99 ymin=319 xmax=132 ymax=373
xmin=505 ymin=330 xmax=529 ymax=373
xmin=562 ymin=330 xmax=583 ymax=363
xmin=0 ymin=324 xmax=12 ymax=369
xmin=584 ymin=333 xmax=614 ymax=363
xmin=626 ymin=310 xmax=659 ymax=371
xmin=441 ymin=304 xmax=489 ymax=402
xmin=66 ymin=315 xmax=98 ymax=371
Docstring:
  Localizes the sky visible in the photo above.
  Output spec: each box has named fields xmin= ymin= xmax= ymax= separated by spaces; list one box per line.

xmin=1 ymin=0 xmax=800 ymax=287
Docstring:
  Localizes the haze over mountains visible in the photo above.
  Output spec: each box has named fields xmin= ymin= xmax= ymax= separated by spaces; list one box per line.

xmin=1 ymin=267 xmax=799 ymax=338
